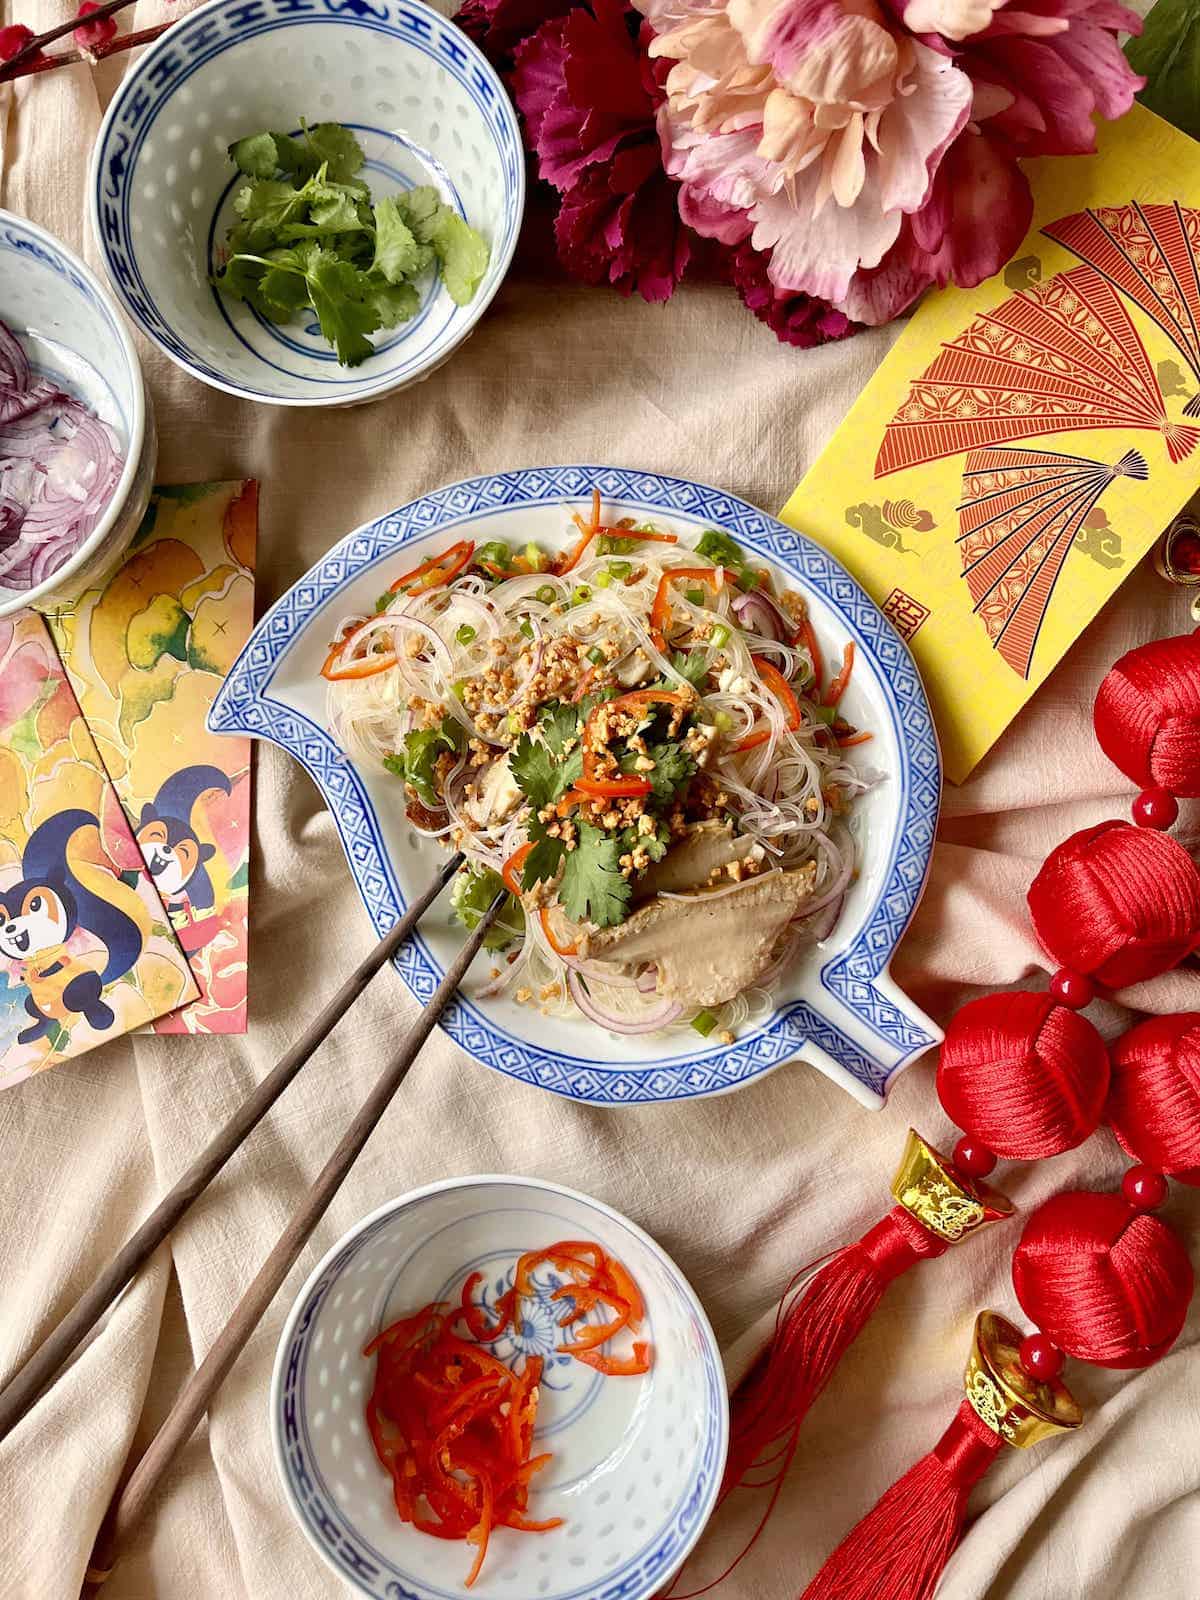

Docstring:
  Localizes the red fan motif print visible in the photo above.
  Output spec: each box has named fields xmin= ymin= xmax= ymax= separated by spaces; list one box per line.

xmin=876 ymin=265 xmax=1198 ymax=477
xmin=957 ymin=445 xmax=1148 ymax=679
xmin=1044 ymin=202 xmax=1200 ymax=417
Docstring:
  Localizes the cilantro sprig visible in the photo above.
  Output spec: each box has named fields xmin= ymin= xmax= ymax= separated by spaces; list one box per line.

xmin=214 ymin=121 xmax=490 ymax=367
xmin=383 ymin=717 xmax=463 ymax=807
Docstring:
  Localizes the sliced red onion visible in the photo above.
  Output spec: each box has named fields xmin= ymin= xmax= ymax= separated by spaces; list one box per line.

xmin=558 ymin=949 xmax=658 ymax=991
xmin=566 ymin=968 xmax=682 ymax=1033
xmin=804 ymin=890 xmax=845 ymax=943
xmin=0 ymin=319 xmax=124 ymax=594
xmin=732 ymin=589 xmax=792 ymax=641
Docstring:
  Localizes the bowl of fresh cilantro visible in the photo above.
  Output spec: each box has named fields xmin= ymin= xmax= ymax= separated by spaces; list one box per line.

xmin=88 ymin=0 xmax=524 ymax=407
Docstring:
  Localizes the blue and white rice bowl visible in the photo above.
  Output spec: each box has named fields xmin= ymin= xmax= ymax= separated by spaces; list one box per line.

xmin=89 ymin=0 xmax=524 ymax=407
xmin=270 ymin=1175 xmax=728 ymax=1600
xmin=0 ymin=210 xmax=153 ymax=618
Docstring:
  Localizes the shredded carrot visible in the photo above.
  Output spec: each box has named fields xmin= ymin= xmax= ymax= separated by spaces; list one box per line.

xmin=837 ymin=729 xmax=873 ymax=748
xmin=798 ymin=617 xmax=824 ymax=691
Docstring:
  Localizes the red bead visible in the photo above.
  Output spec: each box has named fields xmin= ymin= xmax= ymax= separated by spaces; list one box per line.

xmin=1132 ymin=787 xmax=1180 ymax=830
xmin=1048 ymin=968 xmax=1095 ymax=1010
xmin=1122 ymin=1165 xmax=1169 ymax=1210
xmin=0 ymin=23 xmax=36 ymax=60
xmin=953 ymin=1136 xmax=997 ymax=1178
xmin=1019 ymin=1332 xmax=1065 ymax=1382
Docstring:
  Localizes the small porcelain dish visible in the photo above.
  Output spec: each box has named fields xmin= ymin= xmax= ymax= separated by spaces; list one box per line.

xmin=89 ymin=0 xmax=523 ymax=407
xmin=212 ymin=467 xmax=943 ymax=1108
xmin=271 ymin=1175 xmax=727 ymax=1600
xmin=0 ymin=210 xmax=154 ymax=619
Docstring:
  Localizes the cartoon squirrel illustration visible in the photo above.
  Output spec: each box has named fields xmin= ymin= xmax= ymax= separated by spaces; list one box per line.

xmin=135 ymin=766 xmax=232 ymax=912
xmin=0 ymin=810 xmax=148 ymax=1044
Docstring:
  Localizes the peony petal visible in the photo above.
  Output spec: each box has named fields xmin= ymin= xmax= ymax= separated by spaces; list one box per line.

xmin=1047 ymin=19 xmax=1144 ymax=121
xmin=751 ymin=158 xmax=903 ymax=302
xmin=678 ymin=183 xmax=756 ymax=243
xmin=727 ymin=0 xmax=845 ymax=78
xmin=979 ymin=7 xmax=1070 ymax=34
xmin=874 ymin=38 xmax=971 ymax=214
xmin=979 ymin=36 xmax=1097 ymax=154
xmin=779 ymin=14 xmax=899 ymax=106
xmin=902 ymin=0 xmax=1001 ymax=41
xmin=828 ymin=112 xmax=867 ymax=206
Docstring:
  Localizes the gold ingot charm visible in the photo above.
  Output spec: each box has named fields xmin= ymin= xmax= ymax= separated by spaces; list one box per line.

xmin=964 ymin=1311 xmax=1083 ymax=1448
xmin=890 ymin=1129 xmax=1014 ymax=1243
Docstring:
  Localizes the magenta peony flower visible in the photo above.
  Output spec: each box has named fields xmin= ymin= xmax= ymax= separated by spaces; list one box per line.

xmin=510 ymin=0 xmax=692 ymax=301
xmin=724 ymin=239 xmax=859 ymax=346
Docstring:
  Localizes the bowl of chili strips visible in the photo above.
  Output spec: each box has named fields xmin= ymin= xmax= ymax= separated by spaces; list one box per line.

xmin=270 ymin=1175 xmax=728 ymax=1599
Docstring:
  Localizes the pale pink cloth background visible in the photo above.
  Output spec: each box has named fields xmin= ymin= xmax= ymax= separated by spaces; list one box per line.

xmin=1 ymin=7 xmax=1198 ymax=1597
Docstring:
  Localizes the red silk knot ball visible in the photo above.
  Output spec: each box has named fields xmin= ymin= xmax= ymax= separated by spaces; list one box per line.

xmin=1027 ymin=821 xmax=1200 ymax=987
xmin=1094 ymin=632 xmax=1200 ymax=798
xmin=1108 ymin=1014 xmax=1200 ymax=1185
xmin=937 ymin=991 xmax=1109 ymax=1160
xmin=1012 ymin=1190 xmax=1193 ymax=1369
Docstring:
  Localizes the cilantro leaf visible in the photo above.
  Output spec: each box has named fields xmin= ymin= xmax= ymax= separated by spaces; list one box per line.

xmin=365 ymin=279 xmax=421 ymax=329
xmin=301 ymin=246 xmax=381 ymax=366
xmin=450 ymin=866 xmax=524 ymax=951
xmin=302 ymin=121 xmax=366 ymax=182
xmin=536 ymin=700 xmax=580 ymax=757
xmin=229 ymin=132 xmax=281 ymax=178
xmin=619 ymin=818 xmax=670 ymax=865
xmin=645 ymin=742 xmax=695 ymax=802
xmin=559 ymin=822 xmax=630 ymax=928
xmin=670 ymin=649 xmax=710 ymax=689
xmin=510 ymin=730 xmax=582 ymax=810
xmin=397 ymin=186 xmax=490 ymax=306
xmin=234 ymin=178 xmax=311 ymax=229
xmin=384 ymin=718 xmax=462 ymax=807
xmin=257 ymin=264 xmax=312 ymax=316
xmin=521 ymin=815 xmax=565 ymax=890
xmin=372 ymin=196 xmax=431 ymax=283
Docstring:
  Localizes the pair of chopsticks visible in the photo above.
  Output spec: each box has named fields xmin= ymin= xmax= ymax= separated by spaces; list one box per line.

xmin=0 ymin=850 xmax=502 ymax=1595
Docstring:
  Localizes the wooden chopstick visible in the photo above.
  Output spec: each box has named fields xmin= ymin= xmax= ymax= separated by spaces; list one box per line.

xmin=80 ymin=889 xmax=505 ymax=1597
xmin=0 ymin=851 xmax=464 ymax=1444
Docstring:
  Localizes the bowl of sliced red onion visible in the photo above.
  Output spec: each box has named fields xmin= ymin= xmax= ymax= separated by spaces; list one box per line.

xmin=0 ymin=210 xmax=153 ymax=617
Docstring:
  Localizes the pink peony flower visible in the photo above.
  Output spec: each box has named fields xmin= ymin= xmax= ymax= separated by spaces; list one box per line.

xmin=511 ymin=0 xmax=692 ymax=301
xmin=632 ymin=0 xmax=1142 ymax=323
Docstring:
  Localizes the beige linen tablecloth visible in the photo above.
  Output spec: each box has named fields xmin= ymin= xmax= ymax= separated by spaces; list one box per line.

xmin=3 ymin=11 xmax=1199 ymax=1596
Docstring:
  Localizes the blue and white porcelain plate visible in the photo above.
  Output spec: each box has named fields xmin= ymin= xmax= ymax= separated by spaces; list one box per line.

xmin=271 ymin=1176 xmax=727 ymax=1600
xmin=211 ymin=467 xmax=942 ymax=1106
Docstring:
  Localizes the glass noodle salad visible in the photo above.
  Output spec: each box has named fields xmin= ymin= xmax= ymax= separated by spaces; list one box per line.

xmin=324 ymin=493 xmax=875 ymax=1040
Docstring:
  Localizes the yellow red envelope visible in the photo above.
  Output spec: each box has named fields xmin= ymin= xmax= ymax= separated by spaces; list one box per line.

xmin=47 ymin=482 xmax=256 ymax=1033
xmin=781 ymin=105 xmax=1200 ymax=783
xmin=0 ymin=612 xmax=199 ymax=1088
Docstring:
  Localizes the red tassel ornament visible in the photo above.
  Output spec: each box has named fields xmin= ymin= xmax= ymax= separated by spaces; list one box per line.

xmin=799 ymin=1312 xmax=1083 ymax=1600
xmin=1094 ymin=631 xmax=1200 ymax=797
xmin=1011 ymin=1190 xmax=1193 ymax=1368
xmin=937 ymin=992 xmax=1109 ymax=1159
xmin=1026 ymin=821 xmax=1200 ymax=987
xmin=1107 ymin=1013 xmax=1200 ymax=1184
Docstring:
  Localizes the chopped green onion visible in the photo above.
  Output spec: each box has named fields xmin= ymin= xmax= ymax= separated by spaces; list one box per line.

xmin=476 ymin=540 xmax=512 ymax=569
xmin=452 ymin=680 xmax=467 ymax=700
xmin=524 ymin=542 xmax=549 ymax=572
xmin=710 ymin=623 xmax=730 ymax=648
xmin=811 ymin=703 xmax=838 ymax=724
xmin=571 ymin=585 xmax=591 ymax=605
xmin=691 ymin=1009 xmax=720 ymax=1037
xmin=713 ymin=709 xmax=733 ymax=732
xmin=519 ymin=618 xmax=535 ymax=640
xmin=686 ymin=587 xmax=705 ymax=606
xmin=506 ymin=711 xmax=522 ymax=734
xmin=455 ymin=623 xmax=477 ymax=646
xmin=608 ymin=559 xmax=632 ymax=580
xmin=587 ymin=646 xmax=606 ymax=666
xmin=594 ymin=569 xmax=613 ymax=588
xmin=597 ymin=534 xmax=638 ymax=555
xmin=535 ymin=584 xmax=556 ymax=605
xmin=375 ymin=591 xmax=393 ymax=614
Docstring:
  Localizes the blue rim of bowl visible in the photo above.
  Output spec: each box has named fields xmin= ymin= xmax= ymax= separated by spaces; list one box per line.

xmin=0 ymin=208 xmax=146 ymax=611
xmin=86 ymin=0 xmax=525 ymax=408
xmin=269 ymin=1174 xmax=730 ymax=1600
xmin=209 ymin=466 xmax=942 ymax=1105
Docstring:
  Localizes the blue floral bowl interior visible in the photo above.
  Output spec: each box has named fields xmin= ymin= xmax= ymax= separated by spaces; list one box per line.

xmin=89 ymin=0 xmax=523 ymax=406
xmin=271 ymin=1176 xmax=728 ymax=1600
